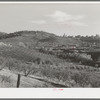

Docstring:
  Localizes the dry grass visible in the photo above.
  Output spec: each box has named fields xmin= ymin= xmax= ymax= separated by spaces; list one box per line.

xmin=0 ymin=47 xmax=100 ymax=87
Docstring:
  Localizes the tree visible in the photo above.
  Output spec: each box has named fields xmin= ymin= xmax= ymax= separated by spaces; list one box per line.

xmin=90 ymin=53 xmax=100 ymax=62
xmin=5 ymin=58 xmax=19 ymax=70
xmin=19 ymin=63 xmax=38 ymax=76
xmin=75 ymin=35 xmax=81 ymax=38
xmin=63 ymin=33 xmax=66 ymax=37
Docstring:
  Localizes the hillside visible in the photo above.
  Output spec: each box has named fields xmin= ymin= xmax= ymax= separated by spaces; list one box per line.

xmin=0 ymin=30 xmax=100 ymax=88
xmin=0 ymin=46 xmax=65 ymax=64
xmin=0 ymin=32 xmax=7 ymax=37
xmin=0 ymin=30 xmax=82 ymax=65
xmin=0 ymin=30 xmax=82 ymax=48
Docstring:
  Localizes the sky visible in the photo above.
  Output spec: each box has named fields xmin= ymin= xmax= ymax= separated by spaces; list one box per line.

xmin=0 ymin=3 xmax=100 ymax=36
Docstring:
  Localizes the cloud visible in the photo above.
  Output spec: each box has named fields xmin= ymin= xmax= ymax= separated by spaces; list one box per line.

xmin=47 ymin=11 xmax=84 ymax=23
xmin=31 ymin=20 xmax=46 ymax=25
xmin=46 ymin=11 xmax=88 ymax=27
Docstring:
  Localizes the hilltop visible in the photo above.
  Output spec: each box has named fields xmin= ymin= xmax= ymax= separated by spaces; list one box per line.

xmin=0 ymin=30 xmax=82 ymax=48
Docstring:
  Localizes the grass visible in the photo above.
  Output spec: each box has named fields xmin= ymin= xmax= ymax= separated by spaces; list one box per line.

xmin=1 ymin=57 xmax=100 ymax=87
xmin=0 ymin=46 xmax=64 ymax=64
xmin=0 ymin=46 xmax=100 ymax=87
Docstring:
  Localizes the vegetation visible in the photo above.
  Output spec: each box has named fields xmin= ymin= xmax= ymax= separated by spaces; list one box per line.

xmin=0 ymin=30 xmax=100 ymax=87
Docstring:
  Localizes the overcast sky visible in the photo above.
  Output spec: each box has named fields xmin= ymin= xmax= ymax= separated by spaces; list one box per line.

xmin=0 ymin=3 xmax=100 ymax=36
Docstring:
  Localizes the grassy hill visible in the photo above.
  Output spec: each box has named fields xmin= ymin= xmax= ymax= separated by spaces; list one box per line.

xmin=0 ymin=30 xmax=82 ymax=48
xmin=0 ymin=30 xmax=83 ymax=65
xmin=0 ymin=46 xmax=65 ymax=64
xmin=0 ymin=31 xmax=100 ymax=87
xmin=0 ymin=32 xmax=7 ymax=36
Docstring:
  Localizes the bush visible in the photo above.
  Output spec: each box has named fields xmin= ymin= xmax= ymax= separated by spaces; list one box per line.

xmin=0 ymin=75 xmax=11 ymax=83
xmin=90 ymin=79 xmax=100 ymax=87
xmin=40 ymin=65 xmax=51 ymax=78
xmin=0 ymin=57 xmax=5 ymax=65
xmin=71 ymin=72 xmax=90 ymax=87
xmin=44 ymin=60 xmax=53 ymax=65
xmin=40 ymin=65 xmax=70 ymax=82
xmin=34 ymin=57 xmax=41 ymax=64
xmin=5 ymin=58 xmax=19 ymax=70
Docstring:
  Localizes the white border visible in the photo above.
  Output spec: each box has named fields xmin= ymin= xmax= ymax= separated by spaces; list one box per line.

xmin=0 ymin=1 xmax=100 ymax=3
xmin=0 ymin=88 xmax=100 ymax=98
xmin=0 ymin=1 xmax=100 ymax=98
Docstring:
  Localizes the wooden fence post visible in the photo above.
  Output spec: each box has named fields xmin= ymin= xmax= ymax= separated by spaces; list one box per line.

xmin=17 ymin=74 xmax=21 ymax=88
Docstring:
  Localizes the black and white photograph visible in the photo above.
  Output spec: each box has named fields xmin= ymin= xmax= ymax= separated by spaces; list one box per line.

xmin=0 ymin=2 xmax=100 ymax=88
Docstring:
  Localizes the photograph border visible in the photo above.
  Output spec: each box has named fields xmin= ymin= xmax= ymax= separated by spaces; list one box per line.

xmin=0 ymin=0 xmax=100 ymax=99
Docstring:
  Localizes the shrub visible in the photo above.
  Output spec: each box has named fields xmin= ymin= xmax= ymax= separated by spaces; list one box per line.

xmin=5 ymin=58 xmax=19 ymax=70
xmin=34 ymin=57 xmax=41 ymax=64
xmin=0 ymin=75 xmax=11 ymax=83
xmin=40 ymin=65 xmax=51 ymax=78
xmin=40 ymin=65 xmax=70 ymax=82
xmin=0 ymin=57 xmax=5 ymax=65
xmin=44 ymin=60 xmax=53 ymax=65
xmin=90 ymin=79 xmax=100 ymax=87
xmin=71 ymin=72 xmax=90 ymax=87
xmin=5 ymin=58 xmax=16 ymax=70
